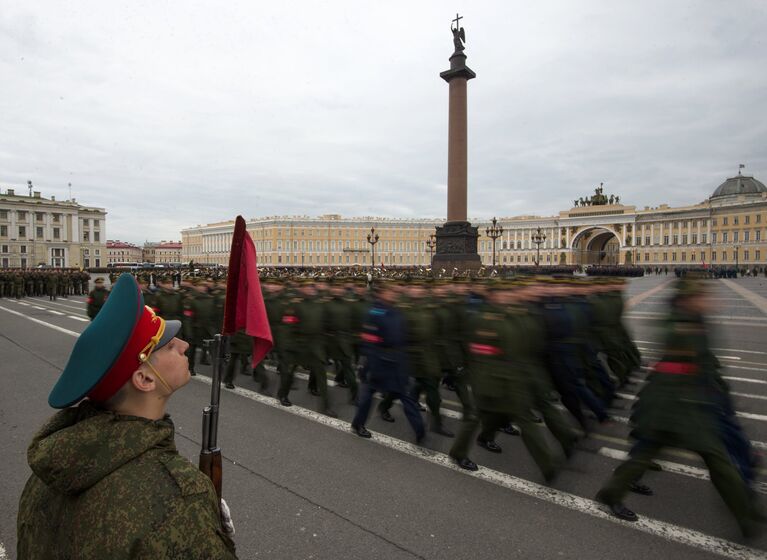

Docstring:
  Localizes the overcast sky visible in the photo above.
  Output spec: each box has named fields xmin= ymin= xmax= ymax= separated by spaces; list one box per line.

xmin=1 ymin=1 xmax=765 ymax=244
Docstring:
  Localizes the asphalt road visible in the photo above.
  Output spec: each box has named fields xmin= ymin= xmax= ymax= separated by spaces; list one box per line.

xmin=0 ymin=275 xmax=766 ymax=559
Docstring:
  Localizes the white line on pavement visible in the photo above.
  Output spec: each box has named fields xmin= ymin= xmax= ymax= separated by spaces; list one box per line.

xmin=193 ymin=375 xmax=766 ymax=560
xmin=67 ymin=315 xmax=89 ymax=322
xmin=32 ymin=305 xmax=46 ymax=310
xmin=636 ymin=340 xmax=767 ymax=357
xmin=597 ymin=448 xmax=767 ymax=495
xmin=0 ymin=305 xmax=81 ymax=337
xmin=17 ymin=301 xmax=30 ymax=306
xmin=731 ymin=392 xmax=767 ymax=401
xmin=0 ymin=541 xmax=6 ymax=560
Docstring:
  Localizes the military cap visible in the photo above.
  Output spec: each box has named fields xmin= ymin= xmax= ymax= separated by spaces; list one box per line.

xmin=48 ymin=274 xmax=182 ymax=408
xmin=94 ymin=277 xmax=105 ymax=284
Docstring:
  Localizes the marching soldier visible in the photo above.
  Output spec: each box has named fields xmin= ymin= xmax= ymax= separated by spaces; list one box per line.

xmin=86 ymin=278 xmax=109 ymax=320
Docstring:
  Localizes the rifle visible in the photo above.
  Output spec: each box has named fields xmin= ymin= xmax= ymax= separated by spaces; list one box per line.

xmin=199 ymin=334 xmax=227 ymax=502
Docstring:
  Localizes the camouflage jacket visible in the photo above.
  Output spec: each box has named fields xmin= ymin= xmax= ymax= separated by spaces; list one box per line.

xmin=18 ymin=401 xmax=237 ymax=559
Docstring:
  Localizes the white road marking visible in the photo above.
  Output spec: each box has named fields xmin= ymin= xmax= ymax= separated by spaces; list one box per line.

xmin=637 ymin=340 xmax=767 ymax=357
xmin=16 ymin=301 xmax=30 ymax=306
xmin=721 ymin=279 xmax=767 ymax=316
xmin=0 ymin=541 xmax=7 ymax=560
xmin=724 ymin=377 xmax=767 ymax=385
xmin=0 ymin=305 xmax=81 ymax=337
xmin=637 ymin=347 xmax=744 ymax=362
xmin=194 ymin=375 xmax=766 ymax=560
xmin=32 ymin=305 xmax=46 ymax=310
xmin=67 ymin=315 xmax=89 ymax=322
xmin=731 ymin=392 xmax=767 ymax=401
xmin=46 ymin=309 xmax=65 ymax=316
xmin=597 ymin=448 xmax=767 ymax=495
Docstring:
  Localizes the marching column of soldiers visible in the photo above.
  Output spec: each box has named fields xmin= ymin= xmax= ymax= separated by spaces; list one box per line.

xmin=6 ymin=265 xmax=763 ymax=537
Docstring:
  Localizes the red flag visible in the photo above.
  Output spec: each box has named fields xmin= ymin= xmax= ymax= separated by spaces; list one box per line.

xmin=222 ymin=216 xmax=273 ymax=366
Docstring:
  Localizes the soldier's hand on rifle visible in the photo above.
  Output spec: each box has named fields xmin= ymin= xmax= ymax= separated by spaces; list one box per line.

xmin=220 ymin=498 xmax=235 ymax=536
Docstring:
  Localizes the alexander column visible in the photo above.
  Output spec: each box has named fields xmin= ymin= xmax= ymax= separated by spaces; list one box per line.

xmin=432 ymin=14 xmax=481 ymax=270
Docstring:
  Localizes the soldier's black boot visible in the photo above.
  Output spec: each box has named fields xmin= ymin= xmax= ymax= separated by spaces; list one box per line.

xmin=595 ymin=490 xmax=638 ymax=522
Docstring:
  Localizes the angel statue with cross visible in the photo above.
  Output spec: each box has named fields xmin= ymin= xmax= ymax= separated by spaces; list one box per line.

xmin=451 ymin=13 xmax=466 ymax=52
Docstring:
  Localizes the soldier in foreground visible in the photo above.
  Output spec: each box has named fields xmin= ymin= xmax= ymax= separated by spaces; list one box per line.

xmin=17 ymin=274 xmax=237 ymax=559
xmin=595 ymin=276 xmax=764 ymax=538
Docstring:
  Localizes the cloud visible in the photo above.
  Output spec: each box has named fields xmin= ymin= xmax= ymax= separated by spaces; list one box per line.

xmin=0 ymin=0 xmax=765 ymax=243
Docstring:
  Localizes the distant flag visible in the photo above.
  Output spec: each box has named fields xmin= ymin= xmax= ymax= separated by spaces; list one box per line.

xmin=222 ymin=216 xmax=273 ymax=367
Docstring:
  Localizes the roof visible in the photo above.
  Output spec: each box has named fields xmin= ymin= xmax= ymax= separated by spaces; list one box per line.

xmin=711 ymin=174 xmax=767 ymax=198
xmin=106 ymin=240 xmax=139 ymax=249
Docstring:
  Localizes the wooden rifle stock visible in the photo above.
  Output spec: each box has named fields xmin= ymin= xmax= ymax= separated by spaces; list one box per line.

xmin=199 ymin=334 xmax=226 ymax=503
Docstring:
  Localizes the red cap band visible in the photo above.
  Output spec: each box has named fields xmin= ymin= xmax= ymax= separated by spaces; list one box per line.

xmin=88 ymin=305 xmax=165 ymax=402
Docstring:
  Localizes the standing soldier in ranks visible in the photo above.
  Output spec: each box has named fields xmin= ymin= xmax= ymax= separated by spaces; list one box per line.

xmin=46 ymin=270 xmax=58 ymax=301
xmin=35 ymin=272 xmax=45 ymax=297
xmin=596 ymin=277 xmax=764 ymax=537
xmin=25 ymin=274 xmax=34 ymax=298
xmin=13 ymin=271 xmax=24 ymax=299
xmin=0 ymin=272 xmax=5 ymax=298
xmin=86 ymin=278 xmax=109 ymax=320
xmin=325 ymin=280 xmax=358 ymax=403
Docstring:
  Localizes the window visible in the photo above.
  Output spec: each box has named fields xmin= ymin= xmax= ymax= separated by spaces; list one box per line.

xmin=681 ymin=252 xmax=686 ymax=262
xmin=691 ymin=252 xmax=696 ymax=262
xmin=36 ymin=226 xmax=43 ymax=238
xmin=53 ymin=214 xmax=60 ymax=223
xmin=682 ymin=234 xmax=688 ymax=244
xmin=722 ymin=232 xmax=728 ymax=243
xmin=744 ymin=231 xmax=750 ymax=242
xmin=94 ymin=219 xmax=100 ymax=227
xmin=663 ymin=235 xmax=669 ymax=245
xmin=53 ymin=227 xmax=60 ymax=239
xmin=645 ymin=236 xmax=650 ymax=245
xmin=712 ymin=251 xmax=717 ymax=261
xmin=673 ymin=235 xmax=678 ymax=245
xmin=0 ymin=210 xmax=7 ymax=220
xmin=712 ymin=218 xmax=717 ymax=226
xmin=35 ymin=212 xmax=44 ymax=221
xmin=744 ymin=250 xmax=750 ymax=261
xmin=17 ymin=211 xmax=27 ymax=220
xmin=734 ymin=216 xmax=739 ymax=225
xmin=701 ymin=252 xmax=705 ymax=262
xmin=723 ymin=217 xmax=729 ymax=225
xmin=745 ymin=215 xmax=750 ymax=225
xmin=20 ymin=258 xmax=26 ymax=268
xmin=691 ymin=234 xmax=697 ymax=244
xmin=645 ymin=252 xmax=649 ymax=262
xmin=1 ymin=245 xmax=7 ymax=253
xmin=756 ymin=250 xmax=761 ymax=261
xmin=1 ymin=258 xmax=7 ymax=268
xmin=672 ymin=252 xmax=677 ymax=262
xmin=722 ymin=251 xmax=727 ymax=261
xmin=94 ymin=232 xmax=100 ymax=242
xmin=83 ymin=231 xmax=89 ymax=241
xmin=733 ymin=231 xmax=739 ymax=242
xmin=20 ymin=245 xmax=26 ymax=254
xmin=757 ymin=231 xmax=761 ymax=241
xmin=702 ymin=233 xmax=707 ymax=244
xmin=18 ymin=226 xmax=26 ymax=238
xmin=0 ymin=225 xmax=6 ymax=237
xmin=756 ymin=214 xmax=761 ymax=224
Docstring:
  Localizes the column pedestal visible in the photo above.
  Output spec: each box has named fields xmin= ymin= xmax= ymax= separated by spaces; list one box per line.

xmin=432 ymin=220 xmax=481 ymax=270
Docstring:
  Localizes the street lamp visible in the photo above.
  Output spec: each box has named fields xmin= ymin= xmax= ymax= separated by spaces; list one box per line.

xmin=425 ymin=234 xmax=437 ymax=265
xmin=485 ymin=217 xmax=503 ymax=268
xmin=366 ymin=227 xmax=379 ymax=270
xmin=735 ymin=244 xmax=739 ymax=273
xmin=532 ymin=226 xmax=547 ymax=266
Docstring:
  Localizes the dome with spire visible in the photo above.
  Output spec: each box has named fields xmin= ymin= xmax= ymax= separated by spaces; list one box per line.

xmin=710 ymin=171 xmax=766 ymax=199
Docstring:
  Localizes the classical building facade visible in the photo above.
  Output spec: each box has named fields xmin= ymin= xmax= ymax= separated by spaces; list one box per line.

xmin=0 ymin=186 xmax=106 ymax=268
xmin=106 ymin=240 xmax=142 ymax=264
xmin=181 ymin=172 xmax=767 ymax=268
xmin=141 ymin=241 xmax=182 ymax=264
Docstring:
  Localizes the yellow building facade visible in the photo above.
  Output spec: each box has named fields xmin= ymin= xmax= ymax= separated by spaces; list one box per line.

xmin=181 ymin=173 xmax=767 ymax=269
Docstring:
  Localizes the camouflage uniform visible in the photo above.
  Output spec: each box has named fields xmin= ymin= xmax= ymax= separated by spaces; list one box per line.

xmin=18 ymin=401 xmax=237 ymax=559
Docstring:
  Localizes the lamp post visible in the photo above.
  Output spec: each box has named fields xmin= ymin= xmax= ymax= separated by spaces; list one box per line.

xmin=735 ymin=244 xmax=739 ymax=274
xmin=426 ymin=234 xmax=437 ymax=265
xmin=485 ymin=217 xmax=503 ymax=267
xmin=366 ymin=227 xmax=379 ymax=270
xmin=532 ymin=226 xmax=547 ymax=266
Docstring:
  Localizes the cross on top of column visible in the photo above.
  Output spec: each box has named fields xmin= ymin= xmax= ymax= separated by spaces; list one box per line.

xmin=452 ymin=13 xmax=463 ymax=30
